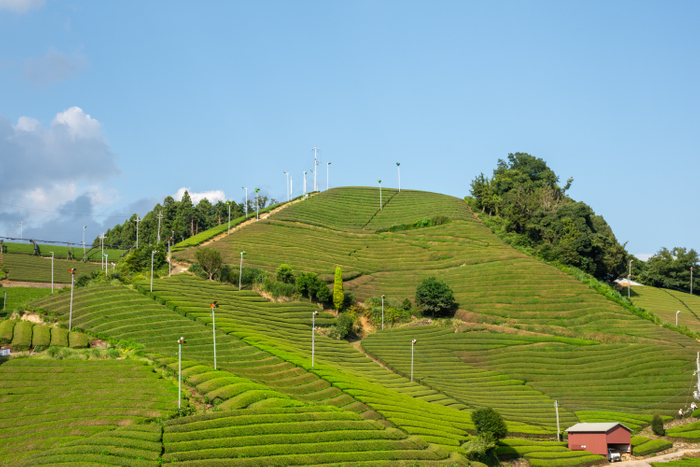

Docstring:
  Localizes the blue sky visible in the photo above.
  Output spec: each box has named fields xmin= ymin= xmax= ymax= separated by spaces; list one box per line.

xmin=0 ymin=0 xmax=698 ymax=258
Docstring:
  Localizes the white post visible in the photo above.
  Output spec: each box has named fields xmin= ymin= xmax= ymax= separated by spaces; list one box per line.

xmin=327 ymin=162 xmax=331 ymax=191
xmin=312 ymin=147 xmax=321 ymax=192
xmin=134 ymin=217 xmax=140 ymax=249
xmin=303 ymin=172 xmax=307 ymax=196
xmin=69 ymin=269 xmax=76 ymax=331
xmin=397 ymin=162 xmax=401 ymax=192
xmin=381 ymin=294 xmax=385 ymax=330
xmin=82 ymin=225 xmax=87 ymax=260
xmin=227 ymin=201 xmax=231 ymax=234
xmin=100 ymin=233 xmax=105 ymax=268
xmin=696 ymin=352 xmax=700 ymax=397
xmin=411 ymin=339 xmax=417 ymax=382
xmin=555 ymin=400 xmax=561 ymax=441
xmin=285 ymin=172 xmax=290 ymax=201
xmin=243 ymin=187 xmax=248 ymax=219
xmin=150 ymin=250 xmax=158 ymax=292
xmin=239 ymin=251 xmax=245 ymax=291
xmin=104 ymin=254 xmax=108 ymax=278
xmin=255 ymin=189 xmax=260 ymax=220
xmin=312 ymin=311 xmax=318 ymax=369
xmin=677 ymin=310 xmax=681 ymax=327
xmin=211 ymin=302 xmax=218 ymax=370
xmin=628 ymin=260 xmax=634 ymax=299
xmin=177 ymin=337 xmax=185 ymax=409
xmin=156 ymin=211 xmax=163 ymax=243
xmin=378 ymin=180 xmax=382 ymax=210
xmin=692 ymin=268 xmax=694 ymax=295
xmin=50 ymin=252 xmax=54 ymax=294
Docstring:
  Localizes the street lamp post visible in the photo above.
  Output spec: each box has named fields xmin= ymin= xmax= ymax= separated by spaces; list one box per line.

xmin=255 ymin=189 xmax=260 ymax=220
xmin=242 ymin=187 xmax=248 ymax=219
xmin=49 ymin=251 xmax=54 ymax=294
xmin=381 ymin=294 xmax=385 ymax=330
xmin=303 ymin=171 xmax=307 ymax=196
xmin=150 ymin=250 xmax=158 ymax=292
xmin=312 ymin=147 xmax=321 ymax=192
xmin=99 ymin=233 xmax=106 ymax=268
xmin=105 ymin=254 xmax=109 ymax=278
xmin=677 ymin=310 xmax=681 ymax=327
xmin=156 ymin=211 xmax=164 ymax=243
xmin=378 ymin=180 xmax=382 ymax=210
xmin=168 ymin=237 xmax=173 ymax=277
xmin=628 ymin=260 xmax=634 ymax=299
xmin=227 ymin=201 xmax=231 ymax=234
xmin=397 ymin=162 xmax=401 ymax=192
xmin=68 ymin=268 xmax=76 ymax=331
xmin=210 ymin=301 xmax=219 ymax=370
xmin=691 ymin=267 xmax=694 ymax=295
xmin=326 ymin=162 xmax=331 ymax=191
xmin=411 ymin=339 xmax=417 ymax=382
xmin=177 ymin=337 xmax=186 ymax=410
xmin=239 ymin=251 xmax=246 ymax=291
xmin=284 ymin=172 xmax=290 ymax=202
xmin=312 ymin=311 xmax=318 ymax=369
xmin=134 ymin=217 xmax=140 ymax=249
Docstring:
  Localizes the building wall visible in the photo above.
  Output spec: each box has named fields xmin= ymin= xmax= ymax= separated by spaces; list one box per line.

xmin=607 ymin=426 xmax=631 ymax=445
xmin=568 ymin=432 xmax=608 ymax=455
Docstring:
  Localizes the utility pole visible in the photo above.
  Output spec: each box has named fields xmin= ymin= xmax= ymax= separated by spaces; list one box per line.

xmin=210 ymin=301 xmax=219 ymax=370
xmin=284 ymin=172 xmax=290 ymax=202
xmin=327 ymin=162 xmax=331 ymax=191
xmin=555 ymin=400 xmax=561 ymax=441
xmin=312 ymin=311 xmax=318 ymax=369
xmin=134 ymin=217 xmax=141 ymax=248
xmin=397 ymin=162 xmax=401 ymax=192
xmin=242 ymin=187 xmax=248 ymax=219
xmin=156 ymin=211 xmax=164 ymax=243
xmin=312 ymin=147 xmax=321 ymax=192
xmin=628 ymin=259 xmax=634 ymax=300
xmin=178 ymin=337 xmax=186 ymax=410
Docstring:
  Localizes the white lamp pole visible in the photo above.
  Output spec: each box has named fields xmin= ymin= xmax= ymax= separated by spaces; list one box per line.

xmin=242 ymin=187 xmax=248 ymax=219
xmin=156 ymin=211 xmax=164 ymax=243
xmin=312 ymin=311 xmax=318 ymax=369
xmin=82 ymin=225 xmax=87 ymax=260
xmin=239 ymin=251 xmax=246 ymax=291
xmin=68 ymin=268 xmax=76 ymax=331
xmin=104 ymin=254 xmax=109 ymax=278
xmin=677 ymin=310 xmax=681 ymax=327
xmin=150 ymin=250 xmax=158 ymax=292
xmin=210 ymin=301 xmax=219 ymax=370
xmin=411 ymin=339 xmax=417 ymax=382
xmin=326 ymin=162 xmax=331 ymax=191
xmin=397 ymin=162 xmax=401 ymax=192
xmin=312 ymin=147 xmax=321 ymax=192
xmin=381 ymin=294 xmax=385 ymax=330
xmin=303 ymin=172 xmax=307 ymax=196
xmin=691 ymin=267 xmax=694 ymax=295
xmin=49 ymin=252 xmax=54 ymax=293
xmin=134 ymin=217 xmax=140 ymax=249
xmin=284 ymin=172 xmax=290 ymax=202
xmin=177 ymin=337 xmax=186 ymax=410
xmin=628 ymin=259 xmax=634 ymax=299
xmin=378 ymin=180 xmax=382 ymax=210
xmin=100 ymin=233 xmax=106 ymax=268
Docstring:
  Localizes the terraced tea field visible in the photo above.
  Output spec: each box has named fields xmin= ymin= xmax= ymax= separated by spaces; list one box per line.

xmin=1 ymin=241 xmax=126 ymax=262
xmin=0 ymin=287 xmax=51 ymax=318
xmin=161 ymin=406 xmax=468 ymax=466
xmin=1 ymin=253 xmax=102 ymax=283
xmin=631 ymin=286 xmax=700 ymax=333
xmin=0 ymin=358 xmax=177 ymax=465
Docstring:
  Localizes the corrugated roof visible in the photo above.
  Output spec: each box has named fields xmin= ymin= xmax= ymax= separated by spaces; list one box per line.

xmin=565 ymin=422 xmax=632 ymax=433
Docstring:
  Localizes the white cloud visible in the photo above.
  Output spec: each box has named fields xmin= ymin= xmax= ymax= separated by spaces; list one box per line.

xmin=23 ymin=48 xmax=88 ymax=85
xmin=0 ymin=107 xmax=120 ymax=234
xmin=0 ymin=0 xmax=44 ymax=13
xmin=635 ymin=254 xmax=653 ymax=262
xmin=174 ymin=188 xmax=226 ymax=205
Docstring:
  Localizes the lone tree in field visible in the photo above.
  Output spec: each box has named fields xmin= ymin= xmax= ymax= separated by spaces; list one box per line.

xmin=276 ymin=264 xmax=295 ymax=284
xmin=194 ymin=247 xmax=223 ymax=281
xmin=651 ymin=414 xmax=665 ymax=436
xmin=333 ymin=266 xmax=344 ymax=311
xmin=472 ymin=407 xmax=508 ymax=441
xmin=415 ymin=277 xmax=457 ymax=317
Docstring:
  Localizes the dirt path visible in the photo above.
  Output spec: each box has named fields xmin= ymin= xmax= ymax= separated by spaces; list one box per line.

xmin=614 ymin=449 xmax=700 ymax=467
xmin=200 ymin=196 xmax=311 ymax=247
xmin=0 ymin=280 xmax=69 ymax=288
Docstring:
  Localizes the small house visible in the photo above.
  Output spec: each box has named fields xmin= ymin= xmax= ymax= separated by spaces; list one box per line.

xmin=565 ymin=422 xmax=632 ymax=456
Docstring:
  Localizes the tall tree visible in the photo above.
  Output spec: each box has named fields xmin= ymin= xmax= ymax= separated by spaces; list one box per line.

xmin=333 ymin=266 xmax=344 ymax=311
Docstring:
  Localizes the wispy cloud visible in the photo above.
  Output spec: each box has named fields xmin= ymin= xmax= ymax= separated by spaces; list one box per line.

xmin=23 ymin=48 xmax=88 ymax=85
xmin=174 ymin=188 xmax=226 ymax=204
xmin=0 ymin=0 xmax=44 ymax=14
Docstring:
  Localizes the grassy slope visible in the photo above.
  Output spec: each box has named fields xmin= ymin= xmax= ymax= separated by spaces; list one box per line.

xmin=631 ymin=286 xmax=700 ymax=333
xmin=1 ymin=253 xmax=103 ymax=283
xmin=2 ymin=241 xmax=126 ymax=262
xmin=0 ymin=358 xmax=176 ymax=466
xmin=174 ymin=187 xmax=700 ymax=420
xmin=0 ymin=287 xmax=52 ymax=318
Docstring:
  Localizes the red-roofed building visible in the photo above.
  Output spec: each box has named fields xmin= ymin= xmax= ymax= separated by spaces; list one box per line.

xmin=565 ymin=422 xmax=632 ymax=457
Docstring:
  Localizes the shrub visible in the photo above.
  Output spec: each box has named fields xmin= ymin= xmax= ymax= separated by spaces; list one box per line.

xmin=296 ymin=272 xmax=332 ymax=304
xmin=333 ymin=267 xmax=344 ymax=311
xmin=276 ymin=264 xmax=295 ymax=284
xmin=652 ymin=414 xmax=665 ymax=436
xmin=336 ymin=313 xmax=354 ymax=339
xmin=471 ymin=407 xmax=508 ymax=441
xmin=415 ymin=277 xmax=458 ymax=317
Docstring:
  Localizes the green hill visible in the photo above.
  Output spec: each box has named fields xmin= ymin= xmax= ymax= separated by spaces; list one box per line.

xmin=630 ymin=285 xmax=700 ymax=332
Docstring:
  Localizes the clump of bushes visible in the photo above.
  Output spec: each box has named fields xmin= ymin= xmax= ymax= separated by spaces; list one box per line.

xmin=464 ymin=407 xmax=508 ymax=466
xmin=651 ymin=414 xmax=665 ymax=436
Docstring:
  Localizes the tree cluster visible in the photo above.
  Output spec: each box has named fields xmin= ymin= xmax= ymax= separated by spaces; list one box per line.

xmin=635 ymin=247 xmax=699 ymax=292
xmin=467 ymin=153 xmax=628 ymax=280
xmin=296 ymin=272 xmax=332 ymax=304
xmin=97 ymin=191 xmax=278 ymax=248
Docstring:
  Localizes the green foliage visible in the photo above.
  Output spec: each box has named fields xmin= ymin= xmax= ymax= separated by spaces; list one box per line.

xmin=336 ymin=313 xmax=354 ymax=339
xmin=464 ymin=435 xmax=499 ymax=466
xmin=296 ymin=272 xmax=332 ymax=304
xmin=639 ymin=247 xmax=699 ymax=292
xmin=652 ymin=414 xmax=665 ymax=436
xmin=194 ymin=247 xmax=223 ymax=280
xmin=376 ymin=215 xmax=452 ymax=233
xmin=1 ymin=253 xmax=102 ymax=283
xmin=228 ymin=266 xmax=266 ymax=288
xmin=333 ymin=266 xmax=344 ymax=311
xmin=415 ymin=277 xmax=457 ymax=317
xmin=276 ymin=264 xmax=295 ymax=284
xmin=470 ymin=153 xmax=627 ymax=280
xmin=122 ymin=244 xmax=167 ymax=274
xmin=633 ymin=438 xmax=673 ymax=456
xmin=0 ymin=319 xmax=17 ymax=344
xmin=471 ymin=407 xmax=508 ymax=441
